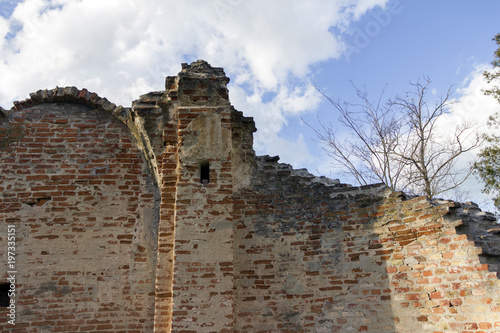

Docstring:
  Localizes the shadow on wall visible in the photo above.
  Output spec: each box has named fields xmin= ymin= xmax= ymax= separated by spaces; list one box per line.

xmin=452 ymin=201 xmax=500 ymax=276
xmin=378 ymin=194 xmax=500 ymax=331
xmin=233 ymin=156 xmax=500 ymax=332
xmin=233 ymin=156 xmax=397 ymax=332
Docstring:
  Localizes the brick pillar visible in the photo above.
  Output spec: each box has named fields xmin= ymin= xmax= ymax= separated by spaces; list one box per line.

xmin=154 ymin=60 xmax=236 ymax=332
xmin=153 ymin=132 xmax=179 ymax=332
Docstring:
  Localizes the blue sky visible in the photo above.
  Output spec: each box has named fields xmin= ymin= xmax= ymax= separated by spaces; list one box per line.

xmin=297 ymin=0 xmax=500 ymax=172
xmin=0 ymin=0 xmax=499 ymax=208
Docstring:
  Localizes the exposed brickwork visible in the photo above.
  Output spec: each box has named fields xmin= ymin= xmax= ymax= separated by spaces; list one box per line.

xmin=0 ymin=103 xmax=158 ymax=332
xmin=8 ymin=86 xmax=118 ymax=115
xmin=0 ymin=60 xmax=499 ymax=332
xmin=161 ymin=62 xmax=239 ymax=332
xmin=232 ymin=157 xmax=500 ymax=332
xmin=453 ymin=201 xmax=500 ymax=273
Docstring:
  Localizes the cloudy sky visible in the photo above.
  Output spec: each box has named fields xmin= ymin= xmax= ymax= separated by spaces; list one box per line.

xmin=1 ymin=0 xmax=500 ymax=209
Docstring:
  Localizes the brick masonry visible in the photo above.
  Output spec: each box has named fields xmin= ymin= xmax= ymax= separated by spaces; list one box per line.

xmin=0 ymin=60 xmax=499 ymax=332
xmin=0 ymin=101 xmax=158 ymax=332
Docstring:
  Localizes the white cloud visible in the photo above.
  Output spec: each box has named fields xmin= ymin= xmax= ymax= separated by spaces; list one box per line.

xmin=277 ymin=84 xmax=322 ymax=115
xmin=0 ymin=15 xmax=7 ymax=47
xmin=268 ymin=133 xmax=314 ymax=167
xmin=452 ymin=64 xmax=499 ymax=122
xmin=347 ymin=0 xmax=389 ymax=21
xmin=439 ymin=64 xmax=499 ymax=144
xmin=0 ymin=0 xmax=390 ymax=167
xmin=435 ymin=64 xmax=500 ymax=210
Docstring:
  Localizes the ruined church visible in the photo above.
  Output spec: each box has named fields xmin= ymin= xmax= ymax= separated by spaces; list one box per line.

xmin=0 ymin=60 xmax=500 ymax=332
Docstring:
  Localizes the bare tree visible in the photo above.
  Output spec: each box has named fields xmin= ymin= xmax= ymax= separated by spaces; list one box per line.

xmin=312 ymin=76 xmax=482 ymax=200
xmin=313 ymin=83 xmax=405 ymax=190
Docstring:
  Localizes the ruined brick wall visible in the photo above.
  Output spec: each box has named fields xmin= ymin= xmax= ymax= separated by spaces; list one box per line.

xmin=0 ymin=61 xmax=499 ymax=333
xmin=0 ymin=93 xmax=159 ymax=332
xmin=233 ymin=157 xmax=500 ymax=332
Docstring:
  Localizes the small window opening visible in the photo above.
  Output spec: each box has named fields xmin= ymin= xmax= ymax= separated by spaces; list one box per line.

xmin=0 ymin=283 xmax=10 ymax=307
xmin=200 ymin=162 xmax=210 ymax=184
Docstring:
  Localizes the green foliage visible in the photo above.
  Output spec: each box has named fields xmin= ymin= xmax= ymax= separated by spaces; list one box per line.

xmin=475 ymin=135 xmax=500 ymax=209
xmin=484 ymin=33 xmax=500 ymax=103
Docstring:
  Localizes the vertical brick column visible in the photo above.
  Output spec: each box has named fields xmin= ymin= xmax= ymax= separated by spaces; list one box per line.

xmin=154 ymin=60 xmax=236 ymax=332
xmin=171 ymin=105 xmax=234 ymax=332
xmin=153 ymin=121 xmax=179 ymax=332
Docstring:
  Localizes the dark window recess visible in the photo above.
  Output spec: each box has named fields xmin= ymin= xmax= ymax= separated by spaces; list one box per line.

xmin=0 ymin=283 xmax=10 ymax=307
xmin=200 ymin=163 xmax=210 ymax=184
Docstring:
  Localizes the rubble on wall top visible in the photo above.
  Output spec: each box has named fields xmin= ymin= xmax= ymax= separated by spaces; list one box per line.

xmin=231 ymin=107 xmax=256 ymax=131
xmin=256 ymin=155 xmax=342 ymax=187
xmin=0 ymin=106 xmax=7 ymax=119
xmin=179 ymin=59 xmax=228 ymax=81
xmin=7 ymin=86 xmax=125 ymax=119
xmin=437 ymin=200 xmax=498 ymax=222
xmin=455 ymin=201 xmax=498 ymax=224
xmin=442 ymin=199 xmax=500 ymax=273
xmin=255 ymin=155 xmax=394 ymax=199
xmin=256 ymin=155 xmax=392 ymax=191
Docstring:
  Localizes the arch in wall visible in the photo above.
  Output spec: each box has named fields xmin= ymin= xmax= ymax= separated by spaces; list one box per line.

xmin=9 ymin=87 xmax=118 ymax=114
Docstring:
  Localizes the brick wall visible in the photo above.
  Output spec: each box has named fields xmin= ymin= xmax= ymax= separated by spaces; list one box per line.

xmin=0 ymin=101 xmax=159 ymax=332
xmin=233 ymin=157 xmax=500 ymax=332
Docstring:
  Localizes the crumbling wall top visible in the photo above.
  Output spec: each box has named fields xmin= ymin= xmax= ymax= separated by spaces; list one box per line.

xmin=446 ymin=200 xmax=500 ymax=274
xmin=166 ymin=60 xmax=231 ymax=106
xmin=256 ymin=155 xmax=348 ymax=188
xmin=0 ymin=106 xmax=7 ymax=122
xmin=4 ymin=86 xmax=128 ymax=123
xmin=179 ymin=59 xmax=229 ymax=82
